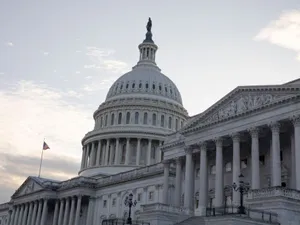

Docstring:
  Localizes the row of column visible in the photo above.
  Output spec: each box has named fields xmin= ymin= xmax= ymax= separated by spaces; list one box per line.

xmin=162 ymin=117 xmax=300 ymax=214
xmin=81 ymin=138 xmax=163 ymax=170
xmin=9 ymin=199 xmax=48 ymax=225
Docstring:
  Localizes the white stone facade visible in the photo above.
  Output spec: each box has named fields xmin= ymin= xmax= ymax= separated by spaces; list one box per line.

xmin=1 ymin=21 xmax=300 ymax=225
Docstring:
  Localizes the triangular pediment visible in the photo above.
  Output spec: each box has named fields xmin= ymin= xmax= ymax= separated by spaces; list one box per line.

xmin=182 ymin=85 xmax=300 ymax=133
xmin=12 ymin=177 xmax=44 ymax=198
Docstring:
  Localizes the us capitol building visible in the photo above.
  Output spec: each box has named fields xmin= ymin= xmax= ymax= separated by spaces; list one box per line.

xmin=1 ymin=19 xmax=300 ymax=225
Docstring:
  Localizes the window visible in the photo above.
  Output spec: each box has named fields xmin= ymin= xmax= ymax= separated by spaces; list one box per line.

xmin=120 ymin=84 xmax=123 ymax=90
xmin=148 ymin=191 xmax=154 ymax=201
xmin=181 ymin=121 xmax=183 ymax=128
xmin=143 ymin=112 xmax=148 ymax=124
xmin=151 ymin=146 xmax=156 ymax=159
xmin=121 ymin=144 xmax=126 ymax=164
xmin=135 ymin=112 xmax=139 ymax=124
xmin=126 ymin=83 xmax=129 ymax=89
xmin=146 ymin=83 xmax=149 ymax=89
xmin=159 ymin=85 xmax=162 ymax=91
xmin=225 ymin=162 xmax=232 ymax=172
xmin=161 ymin=115 xmax=165 ymax=127
xmin=132 ymin=83 xmax=135 ymax=88
xmin=100 ymin=116 xmax=103 ymax=128
xmin=210 ymin=165 xmax=216 ymax=175
xmin=168 ymin=116 xmax=172 ymax=129
xmin=241 ymin=159 xmax=247 ymax=169
xmin=137 ymin=193 xmax=142 ymax=201
xmin=103 ymin=200 xmax=107 ymax=208
xmin=280 ymin=151 xmax=283 ymax=161
xmin=175 ymin=119 xmax=178 ymax=131
xmin=112 ymin=198 xmax=116 ymax=206
xmin=104 ymin=115 xmax=108 ymax=126
xmin=152 ymin=84 xmax=155 ymax=90
xmin=118 ymin=112 xmax=122 ymax=124
xmin=196 ymin=168 xmax=200 ymax=177
xmin=165 ymin=87 xmax=168 ymax=93
xmin=139 ymin=83 xmax=142 ymax=88
xmin=111 ymin=113 xmax=115 ymax=125
xmin=259 ymin=155 xmax=265 ymax=165
xmin=152 ymin=114 xmax=157 ymax=126
xmin=126 ymin=112 xmax=130 ymax=124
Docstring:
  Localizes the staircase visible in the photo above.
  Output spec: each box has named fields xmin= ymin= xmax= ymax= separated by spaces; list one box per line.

xmin=175 ymin=216 xmax=206 ymax=225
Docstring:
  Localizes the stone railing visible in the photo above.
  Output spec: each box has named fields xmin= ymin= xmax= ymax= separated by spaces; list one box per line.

xmin=141 ymin=203 xmax=193 ymax=216
xmin=0 ymin=203 xmax=10 ymax=211
xmin=247 ymin=186 xmax=300 ymax=201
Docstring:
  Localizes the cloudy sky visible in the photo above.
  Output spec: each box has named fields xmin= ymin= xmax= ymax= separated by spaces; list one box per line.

xmin=0 ymin=0 xmax=300 ymax=202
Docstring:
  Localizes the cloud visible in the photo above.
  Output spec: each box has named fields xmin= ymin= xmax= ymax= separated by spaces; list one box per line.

xmin=254 ymin=10 xmax=300 ymax=60
xmin=75 ymin=71 xmax=81 ymax=74
xmin=82 ymin=78 xmax=115 ymax=92
xmin=75 ymin=50 xmax=81 ymax=53
xmin=6 ymin=42 xmax=14 ymax=47
xmin=0 ymin=80 xmax=94 ymax=201
xmin=0 ymin=72 xmax=4 ymax=75
xmin=84 ymin=47 xmax=128 ymax=74
xmin=43 ymin=51 xmax=49 ymax=56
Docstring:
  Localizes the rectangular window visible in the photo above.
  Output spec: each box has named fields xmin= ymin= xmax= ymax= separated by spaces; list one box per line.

xmin=112 ymin=198 xmax=116 ymax=206
xmin=148 ymin=191 xmax=154 ymax=201
xmin=103 ymin=200 xmax=107 ymax=208
xmin=259 ymin=155 xmax=265 ymax=165
xmin=137 ymin=193 xmax=142 ymax=201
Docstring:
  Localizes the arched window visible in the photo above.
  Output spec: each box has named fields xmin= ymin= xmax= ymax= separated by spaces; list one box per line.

xmin=152 ymin=113 xmax=157 ymax=126
xmin=143 ymin=112 xmax=148 ymax=124
xmin=104 ymin=115 xmax=108 ymax=126
xmin=118 ymin=112 xmax=122 ymax=124
xmin=135 ymin=112 xmax=139 ymax=124
xmin=132 ymin=83 xmax=135 ymax=88
xmin=175 ymin=119 xmax=178 ymax=131
xmin=160 ymin=115 xmax=165 ymax=127
xmin=126 ymin=83 xmax=129 ymax=89
xmin=168 ymin=116 xmax=172 ymax=129
xmin=181 ymin=120 xmax=184 ymax=128
xmin=100 ymin=116 xmax=103 ymax=128
xmin=126 ymin=112 xmax=130 ymax=124
xmin=139 ymin=83 xmax=142 ymax=89
xmin=146 ymin=83 xmax=149 ymax=89
xmin=111 ymin=113 xmax=115 ymax=125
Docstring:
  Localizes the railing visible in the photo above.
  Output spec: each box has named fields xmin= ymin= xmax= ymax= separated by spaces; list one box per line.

xmin=141 ymin=203 xmax=193 ymax=215
xmin=102 ymin=218 xmax=150 ymax=225
xmin=247 ymin=186 xmax=300 ymax=201
xmin=206 ymin=206 xmax=280 ymax=224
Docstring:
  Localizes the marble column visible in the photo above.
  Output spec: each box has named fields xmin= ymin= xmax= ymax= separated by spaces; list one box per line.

xmin=22 ymin=203 xmax=29 ymax=225
xmin=96 ymin=140 xmax=102 ymax=166
xmin=13 ymin=205 xmax=20 ymax=225
xmin=57 ymin=199 xmax=64 ymax=225
xmin=86 ymin=197 xmax=95 ymax=225
xmin=25 ymin=202 xmax=32 ymax=225
xmin=199 ymin=142 xmax=208 ymax=214
xmin=291 ymin=133 xmax=296 ymax=189
xmin=136 ymin=138 xmax=141 ymax=165
xmin=270 ymin=122 xmax=281 ymax=186
xmin=68 ymin=197 xmax=76 ymax=225
xmin=80 ymin=147 xmax=85 ymax=170
xmin=184 ymin=148 xmax=193 ymax=209
xmin=62 ymin=198 xmax=70 ymax=225
xmin=30 ymin=201 xmax=38 ymax=225
xmin=125 ymin=138 xmax=131 ymax=165
xmin=292 ymin=115 xmax=300 ymax=190
xmin=215 ymin=138 xmax=224 ymax=207
xmin=35 ymin=200 xmax=42 ymax=225
xmin=162 ymin=160 xmax=170 ymax=204
xmin=232 ymin=133 xmax=241 ymax=205
xmin=17 ymin=204 xmax=24 ymax=225
xmin=175 ymin=157 xmax=182 ymax=207
xmin=84 ymin=146 xmax=89 ymax=168
xmin=40 ymin=199 xmax=48 ymax=225
xmin=157 ymin=141 xmax=162 ymax=162
xmin=8 ymin=208 xmax=15 ymax=225
xmin=74 ymin=196 xmax=82 ymax=225
xmin=105 ymin=139 xmax=110 ymax=165
xmin=89 ymin=142 xmax=96 ymax=166
xmin=109 ymin=143 xmax=115 ymax=165
xmin=52 ymin=200 xmax=59 ymax=225
xmin=114 ymin=138 xmax=120 ymax=164
xmin=147 ymin=139 xmax=152 ymax=165
xmin=249 ymin=128 xmax=260 ymax=189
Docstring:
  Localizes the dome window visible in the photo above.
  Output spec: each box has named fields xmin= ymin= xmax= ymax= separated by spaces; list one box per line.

xmin=160 ymin=115 xmax=165 ymax=127
xmin=152 ymin=84 xmax=155 ymax=90
xmin=175 ymin=119 xmax=179 ymax=131
xmin=120 ymin=84 xmax=123 ymax=90
xmin=159 ymin=85 xmax=162 ymax=91
xmin=111 ymin=113 xmax=115 ymax=125
xmin=143 ymin=112 xmax=148 ymax=124
xmin=168 ymin=116 xmax=172 ymax=129
xmin=146 ymin=83 xmax=149 ymax=89
xmin=165 ymin=87 xmax=168 ymax=93
xmin=139 ymin=83 xmax=142 ymax=89
xmin=105 ymin=115 xmax=108 ymax=126
xmin=135 ymin=112 xmax=139 ymax=124
xmin=118 ymin=113 xmax=122 ymax=124
xmin=152 ymin=113 xmax=157 ymax=126
xmin=170 ymin=88 xmax=173 ymax=94
xmin=126 ymin=83 xmax=129 ymax=89
xmin=132 ymin=83 xmax=135 ymax=89
xmin=126 ymin=112 xmax=131 ymax=124
xmin=100 ymin=116 xmax=103 ymax=128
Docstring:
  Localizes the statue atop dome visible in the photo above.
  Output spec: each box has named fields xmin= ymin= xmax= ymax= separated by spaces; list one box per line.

xmin=146 ymin=17 xmax=152 ymax=32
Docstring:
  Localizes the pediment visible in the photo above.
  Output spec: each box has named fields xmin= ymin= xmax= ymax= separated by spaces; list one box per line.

xmin=182 ymin=86 xmax=300 ymax=133
xmin=12 ymin=177 xmax=44 ymax=198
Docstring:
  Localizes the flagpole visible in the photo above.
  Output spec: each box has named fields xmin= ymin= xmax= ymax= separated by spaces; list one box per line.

xmin=38 ymin=138 xmax=45 ymax=177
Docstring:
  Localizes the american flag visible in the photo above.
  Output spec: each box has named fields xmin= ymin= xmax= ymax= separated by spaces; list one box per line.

xmin=43 ymin=141 xmax=50 ymax=150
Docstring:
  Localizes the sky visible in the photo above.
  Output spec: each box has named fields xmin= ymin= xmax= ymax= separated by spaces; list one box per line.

xmin=0 ymin=0 xmax=300 ymax=202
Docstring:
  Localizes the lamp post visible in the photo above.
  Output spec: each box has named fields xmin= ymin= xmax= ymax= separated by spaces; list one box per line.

xmin=124 ymin=193 xmax=137 ymax=224
xmin=232 ymin=174 xmax=250 ymax=214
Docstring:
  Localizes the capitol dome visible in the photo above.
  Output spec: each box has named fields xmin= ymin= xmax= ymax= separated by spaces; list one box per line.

xmin=79 ymin=18 xmax=188 ymax=177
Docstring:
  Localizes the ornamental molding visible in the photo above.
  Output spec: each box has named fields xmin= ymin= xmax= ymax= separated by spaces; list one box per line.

xmin=290 ymin=114 xmax=300 ymax=126
xmin=181 ymin=87 xmax=300 ymax=135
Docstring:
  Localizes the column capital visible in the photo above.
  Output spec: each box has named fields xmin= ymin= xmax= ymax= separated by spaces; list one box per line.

xmin=269 ymin=121 xmax=281 ymax=132
xmin=291 ymin=114 xmax=300 ymax=126
xmin=199 ymin=141 xmax=207 ymax=150
xmin=175 ymin=157 xmax=182 ymax=164
xmin=230 ymin=133 xmax=240 ymax=142
xmin=248 ymin=127 xmax=260 ymax=138
xmin=184 ymin=146 xmax=193 ymax=154
xmin=213 ymin=137 xmax=223 ymax=147
xmin=162 ymin=159 xmax=170 ymax=167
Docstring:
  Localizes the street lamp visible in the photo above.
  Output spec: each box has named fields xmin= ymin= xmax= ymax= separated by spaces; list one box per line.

xmin=124 ymin=193 xmax=137 ymax=224
xmin=232 ymin=174 xmax=250 ymax=214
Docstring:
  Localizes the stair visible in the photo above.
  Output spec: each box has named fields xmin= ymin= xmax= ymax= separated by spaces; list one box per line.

xmin=175 ymin=216 xmax=205 ymax=225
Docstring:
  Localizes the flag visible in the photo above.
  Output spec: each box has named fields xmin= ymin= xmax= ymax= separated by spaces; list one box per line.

xmin=43 ymin=141 xmax=50 ymax=150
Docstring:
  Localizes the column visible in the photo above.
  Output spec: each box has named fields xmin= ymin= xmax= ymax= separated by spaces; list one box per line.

xmin=184 ymin=148 xmax=193 ymax=209
xmin=136 ymin=138 xmax=141 ymax=165
xmin=62 ymin=198 xmax=70 ymax=225
xmin=40 ymin=199 xmax=48 ymax=225
xmin=104 ymin=139 xmax=110 ymax=165
xmin=109 ymin=143 xmax=115 ymax=165
xmin=198 ymin=142 xmax=208 ymax=214
xmin=30 ymin=201 xmax=37 ymax=225
xmin=125 ymin=138 xmax=131 ymax=165
xmin=215 ymin=138 xmax=224 ymax=207
xmin=68 ymin=197 xmax=76 ymax=225
xmin=52 ymin=200 xmax=59 ymax=225
xmin=89 ymin=142 xmax=96 ymax=166
xmin=35 ymin=200 xmax=42 ymax=225
xmin=86 ymin=197 xmax=95 ymax=225
xmin=162 ymin=160 xmax=170 ymax=204
xmin=96 ymin=140 xmax=102 ymax=166
xmin=57 ymin=199 xmax=64 ymax=225
xmin=74 ymin=196 xmax=82 ymax=225
xmin=174 ymin=157 xmax=182 ymax=207
xmin=114 ymin=138 xmax=120 ymax=164
xmin=147 ymin=139 xmax=152 ymax=165
xmin=248 ymin=128 xmax=260 ymax=189
xmin=84 ymin=146 xmax=89 ymax=168
xmin=232 ymin=133 xmax=241 ymax=206
xmin=157 ymin=141 xmax=162 ymax=162
xmin=13 ymin=205 xmax=20 ymax=225
xmin=23 ymin=203 xmax=29 ymax=225
xmin=26 ymin=202 xmax=33 ymax=224
xmin=17 ymin=204 xmax=24 ymax=225
xmin=270 ymin=122 xmax=281 ymax=186
xmin=80 ymin=147 xmax=85 ymax=170
xmin=8 ymin=209 xmax=14 ymax=225
xmin=292 ymin=115 xmax=300 ymax=190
